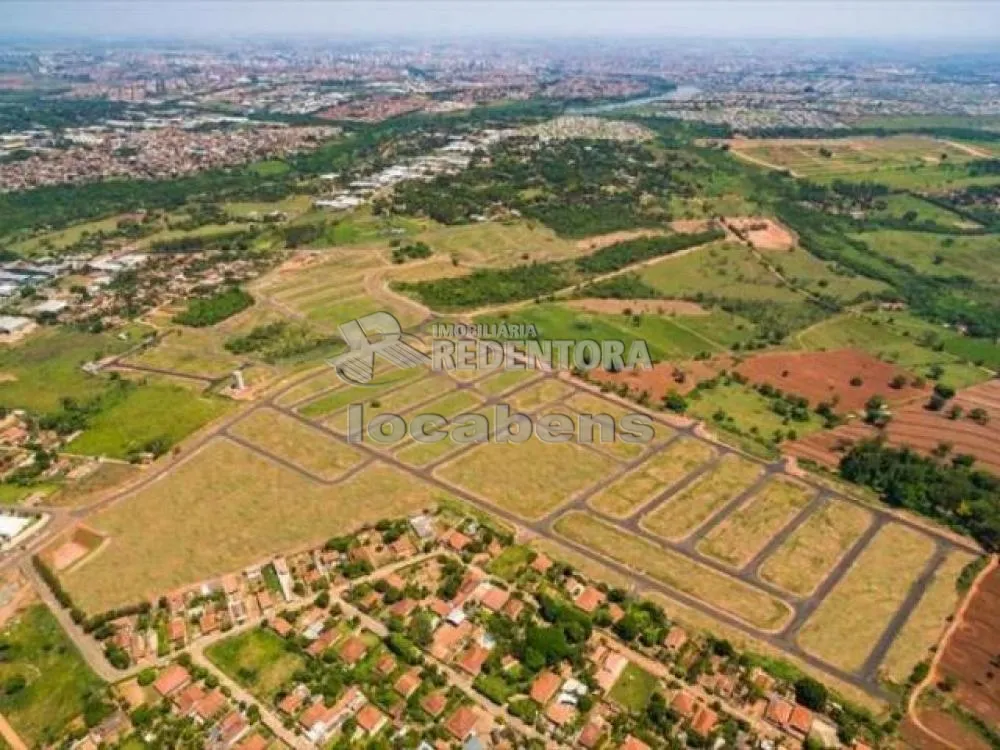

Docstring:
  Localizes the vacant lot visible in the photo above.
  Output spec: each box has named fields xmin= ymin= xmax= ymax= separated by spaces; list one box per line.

xmin=273 ymin=368 xmax=345 ymax=408
xmin=555 ymin=511 xmax=792 ymax=631
xmin=62 ymin=439 xmax=454 ymax=612
xmin=881 ymin=549 xmax=977 ymax=684
xmin=641 ymin=454 xmax=763 ymax=540
xmin=474 ymin=368 xmax=541 ymax=397
xmin=128 ymin=327 xmax=244 ymax=379
xmin=758 ymin=499 xmax=873 ymax=596
xmin=206 ymin=627 xmax=305 ymax=701
xmin=590 ymin=357 xmax=730 ymax=399
xmin=797 ymin=523 xmax=938 ymax=672
xmin=608 ymin=662 xmax=659 ymax=711
xmin=854 ymin=230 xmax=1000 ymax=287
xmin=69 ymin=382 xmax=230 ymax=459
xmin=559 ymin=391 xmax=674 ymax=460
xmin=0 ymin=605 xmax=104 ymax=748
xmin=394 ymin=404 xmax=497 ymax=468
xmin=727 ymin=217 xmax=795 ymax=251
xmin=415 ymin=221 xmax=583 ymax=267
xmin=229 ymin=408 xmax=365 ymax=480
xmin=298 ymin=367 xmax=424 ymax=418
xmin=507 ymin=378 xmax=575 ymax=412
xmin=697 ymin=477 xmax=814 ymax=568
xmin=436 ymin=439 xmax=617 ymax=520
xmin=589 ymin=438 xmax=716 ymax=518
xmin=736 ymin=348 xmax=927 ymax=414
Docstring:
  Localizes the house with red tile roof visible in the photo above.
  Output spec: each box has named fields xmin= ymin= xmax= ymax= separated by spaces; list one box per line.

xmin=385 ymin=573 xmax=406 ymax=591
xmin=457 ymin=645 xmax=489 ymax=676
xmin=376 ymin=654 xmax=397 ymax=675
xmin=765 ymin=696 xmax=793 ymax=727
xmin=394 ymin=668 xmax=422 ymax=699
xmin=621 ymin=735 xmax=650 ymax=750
xmin=167 ymin=617 xmax=186 ymax=647
xmin=691 ymin=706 xmax=718 ymax=737
xmin=215 ymin=710 xmax=249 ymax=747
xmin=306 ymin=629 xmax=338 ymax=658
xmin=530 ymin=671 xmax=562 ymax=705
xmin=235 ymin=733 xmax=268 ymax=750
xmin=269 ymin=617 xmax=293 ymax=637
xmin=421 ymin=691 xmax=447 ymax=717
xmin=577 ymin=719 xmax=605 ymax=748
xmin=356 ymin=704 xmax=387 ymax=735
xmin=172 ymin=683 xmax=205 ymax=714
xmin=479 ymin=585 xmax=510 ymax=612
xmin=447 ymin=530 xmax=472 ymax=551
xmin=445 ymin=705 xmax=480 ymax=740
xmin=153 ymin=664 xmax=191 ymax=697
xmin=788 ymin=705 xmax=814 ymax=737
xmin=192 ymin=689 xmax=227 ymax=723
xmin=501 ymin=597 xmax=525 ymax=619
xmin=670 ymin=690 xmax=697 ymax=718
xmin=389 ymin=598 xmax=418 ymax=618
xmin=339 ymin=636 xmax=368 ymax=665
xmin=573 ymin=586 xmax=605 ymax=614
xmin=545 ymin=702 xmax=576 ymax=727
xmin=278 ymin=690 xmax=305 ymax=715
xmin=531 ymin=553 xmax=553 ymax=573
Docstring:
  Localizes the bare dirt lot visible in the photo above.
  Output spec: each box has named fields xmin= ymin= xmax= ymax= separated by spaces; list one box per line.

xmin=935 ymin=564 xmax=1000 ymax=727
xmin=574 ymin=228 xmax=670 ymax=252
xmin=591 ymin=357 xmax=731 ymax=398
xmin=785 ymin=379 xmax=1000 ymax=474
xmin=736 ymin=348 xmax=927 ymax=414
xmin=726 ymin=217 xmax=796 ymax=251
xmin=565 ymin=299 xmax=709 ymax=316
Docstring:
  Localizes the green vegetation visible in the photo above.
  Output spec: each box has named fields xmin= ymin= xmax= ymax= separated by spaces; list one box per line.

xmin=173 ymin=287 xmax=254 ymax=327
xmin=0 ymin=605 xmax=107 ymax=747
xmin=205 ymin=626 xmax=305 ymax=701
xmin=224 ymin=321 xmax=342 ymax=362
xmin=391 ymin=240 xmax=433 ymax=264
xmin=608 ymin=662 xmax=659 ymax=711
xmin=398 ymin=229 xmax=722 ymax=310
xmin=840 ymin=440 xmax=1000 ymax=550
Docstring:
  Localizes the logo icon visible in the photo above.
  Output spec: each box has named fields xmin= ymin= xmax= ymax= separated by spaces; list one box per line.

xmin=328 ymin=311 xmax=429 ymax=384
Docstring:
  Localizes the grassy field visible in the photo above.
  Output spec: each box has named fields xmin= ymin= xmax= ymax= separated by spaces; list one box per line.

xmin=476 ymin=303 xmax=752 ymax=361
xmin=229 ymin=408 xmax=365 ymax=480
xmin=128 ymin=327 xmax=244 ymax=379
xmin=0 ymin=605 xmax=104 ymax=747
xmin=795 ymin=312 xmax=991 ymax=388
xmin=697 ymin=477 xmax=814 ymax=568
xmin=62 ymin=439 xmax=457 ymax=612
xmin=640 ymin=453 xmax=763 ymax=541
xmin=206 ymin=627 xmax=304 ymax=701
xmin=797 ymin=524 xmax=938 ymax=672
xmin=608 ymin=662 xmax=659 ymax=711
xmin=854 ymin=230 xmax=1000 ymax=285
xmin=273 ymin=368 xmax=344 ymax=407
xmin=486 ymin=544 xmax=534 ymax=581
xmin=224 ymin=194 xmax=313 ymax=220
xmin=436 ymin=439 xmax=617 ymax=520
xmin=767 ymin=245 xmax=889 ymax=301
xmin=869 ymin=194 xmax=977 ymax=229
xmin=415 ymin=221 xmax=585 ymax=267
xmin=324 ymin=374 xmax=458 ymax=434
xmin=8 ymin=215 xmax=125 ymax=256
xmin=758 ymin=499 xmax=874 ymax=596
xmin=298 ymin=367 xmax=424 ymax=418
xmin=555 ymin=511 xmax=792 ymax=631
xmin=588 ymin=438 xmax=716 ymax=518
xmin=880 ymin=550 xmax=978 ymax=684
xmin=393 ymin=403 xmax=495 ymax=468
xmin=530 ymin=537 xmax=636 ymax=591
xmin=0 ymin=327 xmax=144 ymax=414
xmin=507 ymin=379 xmax=575 ymax=412
xmin=68 ymin=383 xmax=230 ymax=459
xmin=639 ymin=242 xmax=805 ymax=303
xmin=686 ymin=381 xmax=825 ymax=444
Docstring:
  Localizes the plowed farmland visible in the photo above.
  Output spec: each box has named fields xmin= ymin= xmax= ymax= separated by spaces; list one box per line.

xmin=785 ymin=379 xmax=1000 ymax=475
xmin=736 ymin=348 xmax=927 ymax=414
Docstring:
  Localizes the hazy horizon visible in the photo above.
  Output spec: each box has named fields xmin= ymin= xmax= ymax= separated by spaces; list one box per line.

xmin=6 ymin=0 xmax=1000 ymax=41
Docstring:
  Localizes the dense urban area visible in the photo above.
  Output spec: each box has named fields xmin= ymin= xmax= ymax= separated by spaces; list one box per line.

xmin=0 ymin=18 xmax=998 ymax=750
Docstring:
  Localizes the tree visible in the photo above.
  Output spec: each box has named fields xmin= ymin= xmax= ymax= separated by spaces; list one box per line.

xmin=794 ymin=676 xmax=828 ymax=711
xmin=663 ymin=390 xmax=687 ymax=413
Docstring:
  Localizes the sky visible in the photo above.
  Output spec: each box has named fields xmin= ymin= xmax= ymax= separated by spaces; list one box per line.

xmin=5 ymin=1 xmax=1000 ymax=40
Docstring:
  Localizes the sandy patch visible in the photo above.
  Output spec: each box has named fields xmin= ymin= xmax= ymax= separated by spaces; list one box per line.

xmin=726 ymin=217 xmax=796 ymax=251
xmin=566 ymin=299 xmax=709 ymax=316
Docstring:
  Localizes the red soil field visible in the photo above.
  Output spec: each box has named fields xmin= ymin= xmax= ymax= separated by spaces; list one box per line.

xmin=784 ymin=379 xmax=1000 ymax=474
xmin=735 ymin=348 xmax=927 ymax=414
xmin=589 ymin=357 xmax=730 ymax=398
xmin=935 ymin=564 xmax=1000 ymax=727
xmin=902 ymin=710 xmax=993 ymax=750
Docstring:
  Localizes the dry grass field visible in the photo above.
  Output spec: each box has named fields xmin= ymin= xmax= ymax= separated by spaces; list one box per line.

xmin=273 ymin=368 xmax=345 ymax=408
xmin=128 ymin=327 xmax=245 ymax=379
xmin=298 ymin=367 xmax=424 ymax=418
xmin=229 ymin=408 xmax=365 ymax=480
xmin=697 ymin=477 xmax=814 ymax=568
xmin=474 ymin=368 xmax=541 ymax=397
xmin=588 ymin=438 xmax=716 ymax=518
xmin=880 ymin=549 xmax=978 ymax=684
xmin=508 ymin=379 xmax=576 ymax=412
xmin=797 ymin=523 xmax=938 ymax=672
xmin=757 ymin=499 xmax=874 ymax=596
xmin=61 ymin=438 xmax=454 ymax=612
xmin=640 ymin=454 xmax=763 ymax=540
xmin=560 ymin=392 xmax=674 ymax=460
xmin=554 ymin=511 xmax=793 ymax=631
xmin=435 ymin=439 xmax=617 ymax=520
xmin=414 ymin=221 xmax=584 ymax=267
xmin=323 ymin=373 xmax=457 ymax=434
